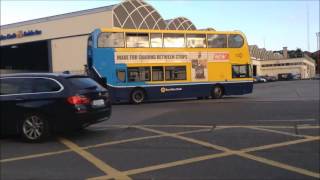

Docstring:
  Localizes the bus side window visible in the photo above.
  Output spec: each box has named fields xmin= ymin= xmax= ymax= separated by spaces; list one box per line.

xmin=116 ymin=69 xmax=126 ymax=82
xmin=228 ymin=34 xmax=244 ymax=48
xmin=98 ymin=32 xmax=124 ymax=48
xmin=128 ymin=67 xmax=151 ymax=82
xmin=152 ymin=66 xmax=164 ymax=81
xmin=163 ymin=34 xmax=185 ymax=48
xmin=187 ymin=34 xmax=206 ymax=48
xmin=165 ymin=66 xmax=186 ymax=81
xmin=207 ymin=34 xmax=227 ymax=48
xmin=150 ymin=33 xmax=162 ymax=48
xmin=126 ymin=33 xmax=149 ymax=48
xmin=232 ymin=65 xmax=250 ymax=78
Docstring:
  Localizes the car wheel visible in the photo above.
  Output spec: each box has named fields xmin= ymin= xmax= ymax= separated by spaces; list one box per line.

xmin=20 ymin=114 xmax=50 ymax=142
xmin=211 ymin=86 xmax=224 ymax=99
xmin=130 ymin=89 xmax=145 ymax=104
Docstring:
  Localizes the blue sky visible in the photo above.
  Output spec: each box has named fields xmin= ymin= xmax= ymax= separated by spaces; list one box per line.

xmin=1 ymin=0 xmax=319 ymax=52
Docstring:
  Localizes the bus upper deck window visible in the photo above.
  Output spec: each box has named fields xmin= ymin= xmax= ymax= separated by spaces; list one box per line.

xmin=126 ymin=33 xmax=149 ymax=48
xmin=150 ymin=34 xmax=162 ymax=48
xmin=228 ymin=34 xmax=244 ymax=48
xmin=163 ymin=34 xmax=185 ymax=48
xmin=207 ymin=34 xmax=227 ymax=48
xmin=187 ymin=34 xmax=206 ymax=48
xmin=98 ymin=32 xmax=124 ymax=48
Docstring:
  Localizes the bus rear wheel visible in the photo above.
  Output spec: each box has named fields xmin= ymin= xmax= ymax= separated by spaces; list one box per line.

xmin=211 ymin=86 xmax=224 ymax=99
xmin=130 ymin=89 xmax=145 ymax=104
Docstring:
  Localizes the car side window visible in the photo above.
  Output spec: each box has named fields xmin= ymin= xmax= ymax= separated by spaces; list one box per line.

xmin=0 ymin=78 xmax=33 ymax=95
xmin=0 ymin=77 xmax=62 ymax=95
xmin=32 ymin=78 xmax=61 ymax=93
xmin=0 ymin=79 xmax=18 ymax=95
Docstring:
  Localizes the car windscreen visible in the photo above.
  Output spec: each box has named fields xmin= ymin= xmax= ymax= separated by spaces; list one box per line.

xmin=67 ymin=77 xmax=104 ymax=90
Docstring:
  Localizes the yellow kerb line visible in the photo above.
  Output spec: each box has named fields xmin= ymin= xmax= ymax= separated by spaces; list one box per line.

xmin=59 ymin=137 xmax=132 ymax=180
xmin=132 ymin=126 xmax=320 ymax=179
xmin=0 ymin=128 xmax=210 ymax=163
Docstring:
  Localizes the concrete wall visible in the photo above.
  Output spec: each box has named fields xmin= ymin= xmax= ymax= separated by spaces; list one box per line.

xmin=51 ymin=35 xmax=89 ymax=73
xmin=0 ymin=10 xmax=113 ymax=46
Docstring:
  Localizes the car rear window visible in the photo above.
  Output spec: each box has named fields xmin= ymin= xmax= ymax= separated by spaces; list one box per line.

xmin=67 ymin=77 xmax=104 ymax=90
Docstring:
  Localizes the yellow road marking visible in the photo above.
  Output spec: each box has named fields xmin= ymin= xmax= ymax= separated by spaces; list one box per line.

xmin=0 ymin=149 xmax=71 ymax=163
xmin=87 ymin=152 xmax=234 ymax=180
xmin=59 ymin=137 xmax=131 ymax=180
xmin=102 ymin=124 xmax=320 ymax=129
xmin=1 ymin=128 xmax=209 ymax=163
xmin=82 ymin=128 xmax=210 ymax=150
xmin=88 ymin=136 xmax=320 ymax=180
xmin=134 ymin=126 xmax=320 ymax=179
xmin=242 ymin=136 xmax=320 ymax=152
xmin=239 ymin=153 xmax=320 ymax=178
xmin=134 ymin=126 xmax=236 ymax=152
xmin=246 ymin=126 xmax=314 ymax=138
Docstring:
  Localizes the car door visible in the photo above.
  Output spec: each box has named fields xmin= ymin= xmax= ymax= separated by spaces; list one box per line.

xmin=0 ymin=77 xmax=33 ymax=135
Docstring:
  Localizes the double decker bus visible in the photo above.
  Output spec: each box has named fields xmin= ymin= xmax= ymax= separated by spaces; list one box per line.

xmin=87 ymin=28 xmax=253 ymax=104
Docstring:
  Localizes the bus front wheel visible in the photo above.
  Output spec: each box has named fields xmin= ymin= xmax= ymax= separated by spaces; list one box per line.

xmin=211 ymin=86 xmax=224 ymax=99
xmin=130 ymin=89 xmax=145 ymax=104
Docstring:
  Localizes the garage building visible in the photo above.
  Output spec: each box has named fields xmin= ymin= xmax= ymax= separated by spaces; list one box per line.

xmin=0 ymin=0 xmax=196 ymax=74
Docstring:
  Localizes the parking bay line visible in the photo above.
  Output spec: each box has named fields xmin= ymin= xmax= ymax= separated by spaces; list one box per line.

xmin=88 ymin=136 xmax=320 ymax=180
xmin=59 ymin=137 xmax=132 ymax=180
xmin=0 ymin=128 xmax=210 ymax=163
xmin=133 ymin=126 xmax=320 ymax=179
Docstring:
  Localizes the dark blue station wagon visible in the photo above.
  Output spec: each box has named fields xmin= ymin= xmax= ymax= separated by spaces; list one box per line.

xmin=0 ymin=73 xmax=111 ymax=142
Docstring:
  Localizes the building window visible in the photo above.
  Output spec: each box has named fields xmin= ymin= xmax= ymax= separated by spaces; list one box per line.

xmin=163 ymin=34 xmax=185 ymax=48
xmin=228 ymin=34 xmax=244 ymax=48
xmin=186 ymin=34 xmax=206 ymax=48
xmin=232 ymin=65 xmax=251 ymax=78
xmin=152 ymin=66 xmax=164 ymax=81
xmin=150 ymin=33 xmax=162 ymax=48
xmin=128 ymin=67 xmax=150 ymax=82
xmin=165 ymin=66 xmax=186 ymax=80
xmin=126 ymin=33 xmax=149 ymax=48
xmin=98 ymin=32 xmax=124 ymax=48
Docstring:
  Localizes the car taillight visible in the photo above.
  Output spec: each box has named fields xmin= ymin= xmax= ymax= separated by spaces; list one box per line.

xmin=67 ymin=95 xmax=90 ymax=105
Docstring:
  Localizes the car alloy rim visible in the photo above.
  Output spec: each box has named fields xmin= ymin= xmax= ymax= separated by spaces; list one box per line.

xmin=22 ymin=115 xmax=44 ymax=140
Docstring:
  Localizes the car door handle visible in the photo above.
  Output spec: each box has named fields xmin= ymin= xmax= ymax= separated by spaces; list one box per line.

xmin=15 ymin=98 xmax=24 ymax=101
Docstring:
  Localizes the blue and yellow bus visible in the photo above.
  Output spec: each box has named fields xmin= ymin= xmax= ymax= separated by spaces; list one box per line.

xmin=87 ymin=28 xmax=253 ymax=103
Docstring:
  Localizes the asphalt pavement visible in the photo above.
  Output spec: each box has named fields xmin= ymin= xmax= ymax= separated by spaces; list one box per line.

xmin=1 ymin=79 xmax=319 ymax=180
